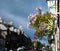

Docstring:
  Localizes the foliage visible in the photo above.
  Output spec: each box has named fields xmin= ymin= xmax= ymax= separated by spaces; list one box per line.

xmin=27 ymin=9 xmax=56 ymax=37
xmin=32 ymin=40 xmax=45 ymax=49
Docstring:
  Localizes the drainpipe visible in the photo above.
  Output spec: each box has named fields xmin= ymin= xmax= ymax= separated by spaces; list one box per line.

xmin=57 ymin=0 xmax=60 ymax=48
xmin=57 ymin=0 xmax=59 ymax=27
xmin=55 ymin=0 xmax=59 ymax=51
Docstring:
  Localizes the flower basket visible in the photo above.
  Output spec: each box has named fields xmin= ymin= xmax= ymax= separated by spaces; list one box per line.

xmin=27 ymin=11 xmax=56 ymax=37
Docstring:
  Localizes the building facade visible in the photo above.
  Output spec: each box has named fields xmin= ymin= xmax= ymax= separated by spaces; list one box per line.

xmin=46 ymin=0 xmax=60 ymax=51
xmin=0 ymin=17 xmax=32 ymax=50
xmin=46 ymin=0 xmax=57 ymax=14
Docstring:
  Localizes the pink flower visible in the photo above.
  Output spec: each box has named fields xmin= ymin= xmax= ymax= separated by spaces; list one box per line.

xmin=33 ymin=17 xmax=37 ymax=22
xmin=27 ymin=22 xmax=31 ymax=28
xmin=29 ymin=14 xmax=36 ymax=18
xmin=54 ymin=14 xmax=57 ymax=17
xmin=31 ymin=17 xmax=36 ymax=24
xmin=28 ymin=14 xmax=37 ymax=21
xmin=34 ymin=35 xmax=38 ymax=39
xmin=28 ymin=14 xmax=34 ymax=20
xmin=32 ymin=14 xmax=36 ymax=17
xmin=32 ymin=21 xmax=35 ymax=24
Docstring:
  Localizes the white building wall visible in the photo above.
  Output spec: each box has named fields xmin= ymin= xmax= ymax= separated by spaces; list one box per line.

xmin=47 ymin=0 xmax=59 ymax=51
xmin=47 ymin=0 xmax=57 ymax=14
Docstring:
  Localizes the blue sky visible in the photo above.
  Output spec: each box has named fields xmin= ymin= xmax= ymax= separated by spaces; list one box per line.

xmin=0 ymin=0 xmax=48 ymax=44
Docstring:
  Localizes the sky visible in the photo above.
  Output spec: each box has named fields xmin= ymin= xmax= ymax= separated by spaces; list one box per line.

xmin=0 ymin=0 xmax=48 ymax=44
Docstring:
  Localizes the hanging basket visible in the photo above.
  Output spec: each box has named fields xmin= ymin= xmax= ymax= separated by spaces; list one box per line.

xmin=28 ymin=12 xmax=56 ymax=37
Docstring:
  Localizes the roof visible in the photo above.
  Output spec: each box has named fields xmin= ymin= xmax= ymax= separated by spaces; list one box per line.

xmin=46 ymin=0 xmax=54 ymax=1
xmin=0 ymin=24 xmax=7 ymax=30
